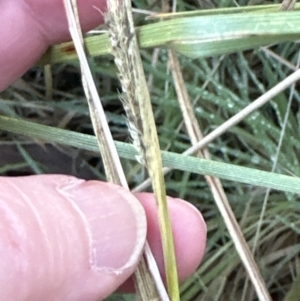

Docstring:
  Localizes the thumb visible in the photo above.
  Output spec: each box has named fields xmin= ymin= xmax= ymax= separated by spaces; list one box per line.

xmin=0 ymin=175 xmax=146 ymax=301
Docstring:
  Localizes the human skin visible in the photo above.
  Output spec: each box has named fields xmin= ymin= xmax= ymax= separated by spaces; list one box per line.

xmin=0 ymin=1 xmax=207 ymax=300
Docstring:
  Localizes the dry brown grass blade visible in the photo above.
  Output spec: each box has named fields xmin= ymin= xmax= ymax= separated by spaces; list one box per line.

xmin=63 ymin=0 xmax=126 ymax=186
xmin=63 ymin=1 xmax=169 ymax=301
xmin=168 ymin=49 xmax=272 ymax=301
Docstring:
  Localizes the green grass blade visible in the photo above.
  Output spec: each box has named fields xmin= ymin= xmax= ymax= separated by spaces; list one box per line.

xmin=39 ymin=6 xmax=300 ymax=65
xmin=1 ymin=115 xmax=300 ymax=194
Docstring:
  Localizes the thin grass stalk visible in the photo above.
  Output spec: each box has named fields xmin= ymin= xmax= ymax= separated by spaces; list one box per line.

xmin=252 ymin=3 xmax=300 ymax=258
xmin=105 ymin=0 xmax=179 ymax=300
xmin=256 ymin=53 xmax=299 ymax=250
xmin=241 ymin=51 xmax=300 ymax=300
xmin=44 ymin=65 xmax=53 ymax=99
xmin=168 ymin=49 xmax=271 ymax=301
xmin=133 ymin=67 xmax=300 ymax=192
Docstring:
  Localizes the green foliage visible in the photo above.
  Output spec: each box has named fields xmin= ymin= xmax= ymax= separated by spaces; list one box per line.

xmin=1 ymin=1 xmax=300 ymax=300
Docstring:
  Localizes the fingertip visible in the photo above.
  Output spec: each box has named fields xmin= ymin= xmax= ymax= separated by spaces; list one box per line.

xmin=59 ymin=178 xmax=147 ymax=272
xmin=0 ymin=175 xmax=146 ymax=301
xmin=135 ymin=193 xmax=206 ymax=282
xmin=25 ymin=0 xmax=107 ymax=44
xmin=168 ymin=197 xmax=206 ymax=281
xmin=0 ymin=0 xmax=107 ymax=91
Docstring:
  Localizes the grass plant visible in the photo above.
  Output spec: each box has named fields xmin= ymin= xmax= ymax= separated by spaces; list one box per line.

xmin=1 ymin=0 xmax=300 ymax=300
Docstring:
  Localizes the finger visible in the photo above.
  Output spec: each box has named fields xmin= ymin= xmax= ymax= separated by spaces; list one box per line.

xmin=137 ymin=193 xmax=207 ymax=282
xmin=0 ymin=0 xmax=106 ymax=91
xmin=0 ymin=175 xmax=146 ymax=301
xmin=118 ymin=192 xmax=207 ymax=292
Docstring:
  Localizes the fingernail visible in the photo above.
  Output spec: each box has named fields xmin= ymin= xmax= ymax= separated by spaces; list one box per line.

xmin=58 ymin=179 xmax=147 ymax=272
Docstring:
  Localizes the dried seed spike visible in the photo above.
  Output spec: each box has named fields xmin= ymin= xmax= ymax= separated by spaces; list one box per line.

xmin=105 ymin=0 xmax=180 ymax=300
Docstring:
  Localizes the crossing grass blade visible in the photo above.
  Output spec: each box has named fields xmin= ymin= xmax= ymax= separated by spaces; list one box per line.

xmin=39 ymin=4 xmax=300 ymax=65
xmin=2 ymin=115 xmax=300 ymax=195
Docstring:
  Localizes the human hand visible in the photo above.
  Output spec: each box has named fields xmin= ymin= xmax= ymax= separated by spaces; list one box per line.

xmin=0 ymin=0 xmax=107 ymax=91
xmin=0 ymin=1 xmax=207 ymax=301
xmin=1 ymin=175 xmax=206 ymax=301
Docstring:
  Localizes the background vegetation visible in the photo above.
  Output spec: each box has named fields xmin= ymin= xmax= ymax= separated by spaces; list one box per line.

xmin=1 ymin=0 xmax=300 ymax=300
